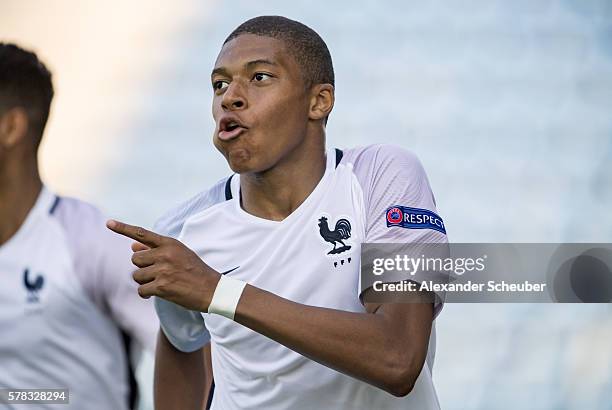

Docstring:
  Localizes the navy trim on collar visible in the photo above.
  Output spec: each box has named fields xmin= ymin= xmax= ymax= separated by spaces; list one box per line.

xmin=335 ymin=148 xmax=344 ymax=168
xmin=225 ymin=149 xmax=341 ymax=200
xmin=224 ymin=175 xmax=234 ymax=200
xmin=48 ymin=196 xmax=61 ymax=215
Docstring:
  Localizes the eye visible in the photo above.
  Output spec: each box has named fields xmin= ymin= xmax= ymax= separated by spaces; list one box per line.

xmin=253 ymin=73 xmax=272 ymax=82
xmin=213 ymin=80 xmax=229 ymax=91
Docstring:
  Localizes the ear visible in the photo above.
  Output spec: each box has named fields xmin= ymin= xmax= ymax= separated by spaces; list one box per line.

xmin=308 ymin=84 xmax=334 ymax=122
xmin=0 ymin=107 xmax=29 ymax=149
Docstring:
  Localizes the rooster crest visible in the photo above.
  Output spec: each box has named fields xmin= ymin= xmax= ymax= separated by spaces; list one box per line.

xmin=23 ymin=268 xmax=45 ymax=303
xmin=318 ymin=216 xmax=352 ymax=255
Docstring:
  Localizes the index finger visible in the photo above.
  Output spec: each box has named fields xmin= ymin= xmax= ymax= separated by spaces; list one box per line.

xmin=106 ymin=219 xmax=164 ymax=248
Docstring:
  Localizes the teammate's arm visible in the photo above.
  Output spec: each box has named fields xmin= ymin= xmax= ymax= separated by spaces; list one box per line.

xmin=108 ymin=220 xmax=433 ymax=397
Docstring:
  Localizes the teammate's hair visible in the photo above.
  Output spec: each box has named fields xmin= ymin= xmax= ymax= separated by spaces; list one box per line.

xmin=224 ymin=16 xmax=335 ymax=90
xmin=0 ymin=43 xmax=54 ymax=147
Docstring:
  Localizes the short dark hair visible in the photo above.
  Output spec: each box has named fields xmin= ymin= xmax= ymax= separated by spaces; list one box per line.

xmin=0 ymin=43 xmax=54 ymax=145
xmin=224 ymin=16 xmax=334 ymax=89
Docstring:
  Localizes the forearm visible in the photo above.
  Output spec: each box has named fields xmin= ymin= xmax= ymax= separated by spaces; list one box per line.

xmin=234 ymin=285 xmax=432 ymax=396
xmin=154 ymin=331 xmax=208 ymax=410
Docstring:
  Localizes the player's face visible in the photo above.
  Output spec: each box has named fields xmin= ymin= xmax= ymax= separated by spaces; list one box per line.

xmin=211 ymin=34 xmax=311 ymax=174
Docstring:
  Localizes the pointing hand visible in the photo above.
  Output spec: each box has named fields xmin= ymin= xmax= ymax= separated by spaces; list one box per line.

xmin=106 ymin=219 xmax=220 ymax=312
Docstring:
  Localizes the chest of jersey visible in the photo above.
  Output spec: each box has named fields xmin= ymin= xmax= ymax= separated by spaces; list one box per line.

xmin=0 ymin=218 xmax=80 ymax=350
xmin=0 ymin=211 xmax=123 ymax=393
xmin=180 ymin=164 xmax=367 ymax=365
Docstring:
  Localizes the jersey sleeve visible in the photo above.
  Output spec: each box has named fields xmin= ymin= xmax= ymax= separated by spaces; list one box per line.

xmin=153 ymin=209 xmax=210 ymax=352
xmin=152 ymin=179 xmax=228 ymax=352
xmin=53 ymin=198 xmax=159 ymax=353
xmin=348 ymin=144 xmax=448 ymax=317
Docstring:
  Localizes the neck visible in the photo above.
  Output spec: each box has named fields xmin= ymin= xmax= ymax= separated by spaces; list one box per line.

xmin=0 ymin=154 xmax=42 ymax=246
xmin=240 ymin=135 xmax=327 ymax=221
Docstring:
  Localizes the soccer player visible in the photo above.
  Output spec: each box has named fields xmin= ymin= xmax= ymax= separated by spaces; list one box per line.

xmin=108 ymin=16 xmax=448 ymax=409
xmin=0 ymin=43 xmax=158 ymax=409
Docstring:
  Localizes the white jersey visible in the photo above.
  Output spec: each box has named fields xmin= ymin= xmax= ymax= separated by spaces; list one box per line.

xmin=0 ymin=187 xmax=158 ymax=410
xmin=155 ymin=145 xmax=447 ymax=410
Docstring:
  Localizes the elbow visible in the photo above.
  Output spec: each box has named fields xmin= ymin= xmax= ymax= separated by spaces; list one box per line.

xmin=379 ymin=352 xmax=422 ymax=397
xmin=385 ymin=371 xmax=417 ymax=398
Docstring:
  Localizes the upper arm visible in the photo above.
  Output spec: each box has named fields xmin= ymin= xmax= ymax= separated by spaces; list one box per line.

xmin=155 ymin=331 xmax=207 ymax=410
xmin=365 ymin=287 xmax=434 ymax=384
xmin=353 ymin=144 xmax=446 ymax=244
xmin=350 ymin=145 xmax=448 ymax=317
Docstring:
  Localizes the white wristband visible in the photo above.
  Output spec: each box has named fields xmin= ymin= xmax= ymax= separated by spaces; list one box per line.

xmin=207 ymin=275 xmax=247 ymax=320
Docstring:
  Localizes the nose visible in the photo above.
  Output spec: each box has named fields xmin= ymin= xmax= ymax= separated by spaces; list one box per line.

xmin=221 ymin=81 xmax=247 ymax=111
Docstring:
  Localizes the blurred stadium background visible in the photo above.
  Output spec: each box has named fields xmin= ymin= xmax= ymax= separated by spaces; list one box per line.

xmin=2 ymin=0 xmax=611 ymax=409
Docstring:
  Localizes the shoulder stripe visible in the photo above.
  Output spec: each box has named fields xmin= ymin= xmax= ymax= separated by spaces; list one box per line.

xmin=48 ymin=196 xmax=61 ymax=215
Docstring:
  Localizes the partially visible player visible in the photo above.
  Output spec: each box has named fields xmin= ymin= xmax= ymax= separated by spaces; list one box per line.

xmin=109 ymin=16 xmax=447 ymax=410
xmin=0 ymin=43 xmax=158 ymax=409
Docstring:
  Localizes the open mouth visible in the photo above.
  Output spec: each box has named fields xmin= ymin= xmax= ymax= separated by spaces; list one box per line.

xmin=219 ymin=119 xmax=247 ymax=140
xmin=226 ymin=121 xmax=239 ymax=132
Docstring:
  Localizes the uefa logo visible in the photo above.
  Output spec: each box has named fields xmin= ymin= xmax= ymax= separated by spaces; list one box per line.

xmin=386 ymin=207 xmax=403 ymax=224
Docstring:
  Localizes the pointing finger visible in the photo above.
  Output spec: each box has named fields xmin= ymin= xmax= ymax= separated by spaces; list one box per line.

xmin=106 ymin=219 xmax=164 ymax=248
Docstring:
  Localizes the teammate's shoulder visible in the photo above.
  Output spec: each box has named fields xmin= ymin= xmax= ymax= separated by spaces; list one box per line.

xmin=46 ymin=192 xmax=131 ymax=263
xmin=49 ymin=194 xmax=107 ymax=231
xmin=340 ymin=144 xmax=422 ymax=172
xmin=154 ymin=176 xmax=231 ymax=238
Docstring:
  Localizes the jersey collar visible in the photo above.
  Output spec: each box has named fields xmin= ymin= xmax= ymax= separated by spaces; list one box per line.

xmin=229 ymin=148 xmax=336 ymax=226
xmin=0 ymin=185 xmax=56 ymax=252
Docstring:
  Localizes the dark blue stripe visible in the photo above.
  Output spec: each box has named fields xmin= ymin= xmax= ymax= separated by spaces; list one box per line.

xmin=120 ymin=330 xmax=138 ymax=409
xmin=335 ymin=148 xmax=343 ymax=168
xmin=206 ymin=380 xmax=215 ymax=410
xmin=224 ymin=175 xmax=234 ymax=200
xmin=48 ymin=196 xmax=61 ymax=215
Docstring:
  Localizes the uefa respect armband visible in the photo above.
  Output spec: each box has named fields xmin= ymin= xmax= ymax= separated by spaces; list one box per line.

xmin=385 ymin=205 xmax=446 ymax=235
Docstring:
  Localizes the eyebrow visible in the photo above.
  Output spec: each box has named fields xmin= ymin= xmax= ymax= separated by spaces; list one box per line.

xmin=211 ymin=59 xmax=278 ymax=78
